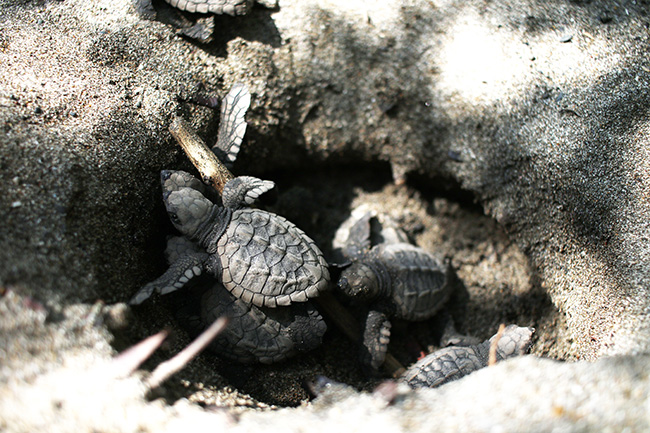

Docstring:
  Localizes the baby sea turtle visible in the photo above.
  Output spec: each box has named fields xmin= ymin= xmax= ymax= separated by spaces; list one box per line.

xmin=131 ymin=171 xmax=330 ymax=308
xmin=153 ymin=0 xmax=253 ymax=15
xmin=401 ymin=325 xmax=534 ymax=388
xmin=335 ymin=210 xmax=453 ymax=370
xmin=134 ymin=0 xmax=270 ymax=42
xmin=166 ymin=236 xmax=327 ymax=364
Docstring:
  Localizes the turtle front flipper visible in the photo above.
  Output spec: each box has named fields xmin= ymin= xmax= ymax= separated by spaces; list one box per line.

xmin=344 ymin=211 xmax=414 ymax=254
xmin=130 ymin=251 xmax=209 ymax=305
xmin=213 ymin=83 xmax=251 ymax=168
xmin=360 ymin=309 xmax=392 ymax=371
xmin=342 ymin=212 xmax=373 ymax=259
xmin=222 ymin=176 xmax=275 ymax=209
xmin=332 ymin=208 xmax=411 ymax=262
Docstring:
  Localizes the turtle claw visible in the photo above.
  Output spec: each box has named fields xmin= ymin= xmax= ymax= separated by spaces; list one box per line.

xmin=129 ymin=284 xmax=156 ymax=306
xmin=159 ymin=285 xmax=181 ymax=295
xmin=129 ymin=281 xmax=179 ymax=305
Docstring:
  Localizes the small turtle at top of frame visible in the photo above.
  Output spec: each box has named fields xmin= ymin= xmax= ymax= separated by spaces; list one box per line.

xmin=133 ymin=0 xmax=277 ymax=42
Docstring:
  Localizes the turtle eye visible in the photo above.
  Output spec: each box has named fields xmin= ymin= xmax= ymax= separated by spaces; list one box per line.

xmin=169 ymin=213 xmax=181 ymax=224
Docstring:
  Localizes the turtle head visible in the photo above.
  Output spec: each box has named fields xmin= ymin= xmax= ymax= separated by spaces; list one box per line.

xmin=163 ymin=187 xmax=214 ymax=240
xmin=161 ymin=170 xmax=206 ymax=195
xmin=337 ymin=262 xmax=381 ymax=301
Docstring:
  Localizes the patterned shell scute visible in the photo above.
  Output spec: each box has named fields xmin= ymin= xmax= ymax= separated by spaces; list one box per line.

xmin=201 ymin=286 xmax=326 ymax=364
xmin=216 ymin=208 xmax=330 ymax=308
xmin=164 ymin=0 xmax=253 ymax=15
xmin=401 ymin=346 xmax=485 ymax=388
xmin=374 ymin=243 xmax=450 ymax=321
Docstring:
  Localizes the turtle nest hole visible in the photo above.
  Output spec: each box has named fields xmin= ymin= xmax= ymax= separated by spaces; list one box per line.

xmin=121 ymin=163 xmax=565 ymax=409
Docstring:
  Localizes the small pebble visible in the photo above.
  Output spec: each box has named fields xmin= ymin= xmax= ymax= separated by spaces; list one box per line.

xmin=599 ymin=15 xmax=613 ymax=24
xmin=11 ymin=201 xmax=22 ymax=208
xmin=447 ymin=150 xmax=463 ymax=162
xmin=559 ymin=34 xmax=573 ymax=43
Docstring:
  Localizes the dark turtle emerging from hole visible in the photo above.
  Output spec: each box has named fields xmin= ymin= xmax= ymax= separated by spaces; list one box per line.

xmin=334 ymin=209 xmax=453 ymax=370
xmin=166 ymin=236 xmax=327 ymax=364
xmin=154 ymin=0 xmax=254 ymax=15
xmin=131 ymin=171 xmax=330 ymax=309
xmin=401 ymin=325 xmax=534 ymax=388
xmin=134 ymin=0 xmax=256 ymax=42
xmin=134 ymin=0 xmax=279 ymax=42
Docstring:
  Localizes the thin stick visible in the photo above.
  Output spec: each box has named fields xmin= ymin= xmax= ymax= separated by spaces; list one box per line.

xmin=383 ymin=354 xmax=406 ymax=377
xmin=169 ymin=117 xmax=234 ymax=193
xmin=111 ymin=330 xmax=169 ymax=378
xmin=488 ymin=323 xmax=506 ymax=366
xmin=315 ymin=293 xmax=360 ymax=341
xmin=147 ymin=317 xmax=229 ymax=389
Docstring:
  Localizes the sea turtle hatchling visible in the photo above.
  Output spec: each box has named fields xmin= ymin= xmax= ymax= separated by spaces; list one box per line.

xmin=166 ymin=236 xmax=327 ymax=364
xmin=134 ymin=0 xmax=254 ymax=23
xmin=131 ymin=171 xmax=330 ymax=309
xmin=334 ymin=210 xmax=454 ymax=370
xmin=133 ymin=0 xmax=268 ymax=42
xmin=401 ymin=325 xmax=534 ymax=388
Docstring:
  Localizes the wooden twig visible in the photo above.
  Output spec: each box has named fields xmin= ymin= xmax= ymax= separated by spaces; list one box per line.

xmin=169 ymin=116 xmax=234 ymax=193
xmin=315 ymin=293 xmax=360 ymax=342
xmin=111 ymin=329 xmax=169 ymax=378
xmin=147 ymin=317 xmax=229 ymax=389
xmin=488 ymin=323 xmax=506 ymax=366
xmin=383 ymin=353 xmax=406 ymax=377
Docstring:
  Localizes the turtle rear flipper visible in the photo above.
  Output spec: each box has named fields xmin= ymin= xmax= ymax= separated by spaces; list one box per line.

xmin=360 ymin=310 xmax=392 ymax=371
xmin=134 ymin=0 xmax=157 ymax=19
xmin=285 ymin=304 xmax=328 ymax=353
xmin=130 ymin=251 xmax=209 ymax=305
xmin=213 ymin=83 xmax=251 ymax=168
